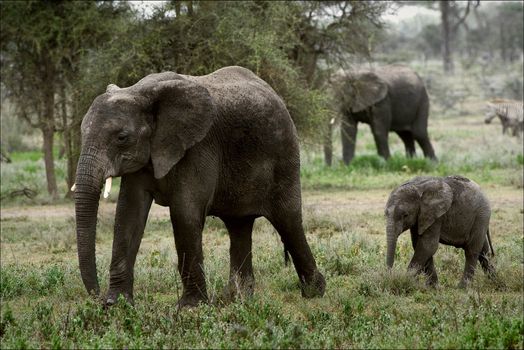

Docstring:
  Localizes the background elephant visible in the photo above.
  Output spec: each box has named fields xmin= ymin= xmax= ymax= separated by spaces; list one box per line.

xmin=385 ymin=175 xmax=495 ymax=287
xmin=336 ymin=65 xmax=437 ymax=164
xmin=73 ymin=66 xmax=325 ymax=307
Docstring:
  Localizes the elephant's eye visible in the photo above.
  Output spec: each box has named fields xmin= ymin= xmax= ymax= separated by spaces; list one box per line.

xmin=117 ymin=131 xmax=129 ymax=143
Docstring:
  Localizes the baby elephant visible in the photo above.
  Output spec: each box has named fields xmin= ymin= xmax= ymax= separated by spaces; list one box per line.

xmin=385 ymin=175 xmax=495 ymax=287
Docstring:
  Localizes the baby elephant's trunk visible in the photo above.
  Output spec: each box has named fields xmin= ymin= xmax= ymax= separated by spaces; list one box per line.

xmin=386 ymin=220 xmax=398 ymax=268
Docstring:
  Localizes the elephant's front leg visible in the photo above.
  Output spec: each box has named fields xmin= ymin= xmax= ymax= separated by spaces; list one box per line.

xmin=107 ymin=174 xmax=153 ymax=305
xmin=221 ymin=217 xmax=255 ymax=301
xmin=341 ymin=116 xmax=358 ymax=165
xmin=170 ymin=206 xmax=208 ymax=307
xmin=370 ymin=102 xmax=391 ymax=160
xmin=408 ymin=222 xmax=440 ymax=279
xmin=410 ymin=228 xmax=438 ymax=286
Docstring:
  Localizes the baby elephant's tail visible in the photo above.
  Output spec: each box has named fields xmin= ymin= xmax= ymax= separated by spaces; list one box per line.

xmin=487 ymin=228 xmax=495 ymax=256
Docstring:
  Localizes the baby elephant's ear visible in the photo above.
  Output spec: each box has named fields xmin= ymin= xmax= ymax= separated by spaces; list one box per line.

xmin=418 ymin=180 xmax=453 ymax=235
xmin=147 ymin=79 xmax=217 ymax=179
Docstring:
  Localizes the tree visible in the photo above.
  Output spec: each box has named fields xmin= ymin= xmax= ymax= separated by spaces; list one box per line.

xmin=288 ymin=1 xmax=387 ymax=165
xmin=438 ymin=1 xmax=479 ymax=74
xmin=1 ymin=1 xmax=132 ymax=198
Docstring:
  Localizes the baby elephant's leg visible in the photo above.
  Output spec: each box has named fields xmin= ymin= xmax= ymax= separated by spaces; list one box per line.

xmin=423 ymin=258 xmax=438 ymax=286
xmin=409 ymin=228 xmax=440 ymax=282
xmin=459 ymin=216 xmax=489 ymax=288
xmin=459 ymin=249 xmax=479 ymax=288
xmin=410 ymin=229 xmax=438 ymax=286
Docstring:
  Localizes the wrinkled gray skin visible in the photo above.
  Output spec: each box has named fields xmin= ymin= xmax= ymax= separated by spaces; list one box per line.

xmin=336 ymin=65 xmax=437 ymax=164
xmin=385 ymin=175 xmax=495 ymax=287
xmin=74 ymin=66 xmax=326 ymax=307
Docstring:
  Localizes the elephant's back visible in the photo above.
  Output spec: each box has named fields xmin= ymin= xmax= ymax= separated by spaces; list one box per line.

xmin=377 ymin=65 xmax=424 ymax=86
xmin=379 ymin=65 xmax=428 ymax=129
xmin=198 ymin=68 xmax=298 ymax=155
xmin=189 ymin=67 xmax=301 ymax=216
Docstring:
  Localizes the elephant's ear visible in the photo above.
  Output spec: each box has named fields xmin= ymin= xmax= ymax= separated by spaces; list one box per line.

xmin=351 ymin=72 xmax=388 ymax=113
xmin=148 ymin=79 xmax=217 ymax=179
xmin=417 ymin=180 xmax=453 ymax=235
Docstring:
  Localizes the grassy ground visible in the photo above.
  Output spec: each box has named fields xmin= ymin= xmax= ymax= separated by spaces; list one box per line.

xmin=1 ymin=113 xmax=523 ymax=348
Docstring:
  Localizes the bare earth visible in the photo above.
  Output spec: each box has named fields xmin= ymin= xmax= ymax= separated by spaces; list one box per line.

xmin=1 ymin=186 xmax=521 ymax=221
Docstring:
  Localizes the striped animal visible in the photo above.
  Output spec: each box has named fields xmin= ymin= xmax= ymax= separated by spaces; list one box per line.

xmin=484 ymin=99 xmax=523 ymax=137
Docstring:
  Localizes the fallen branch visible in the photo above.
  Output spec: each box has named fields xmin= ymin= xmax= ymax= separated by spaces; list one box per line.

xmin=1 ymin=188 xmax=38 ymax=200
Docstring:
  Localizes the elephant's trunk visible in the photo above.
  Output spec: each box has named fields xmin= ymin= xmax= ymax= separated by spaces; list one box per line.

xmin=386 ymin=219 xmax=398 ymax=268
xmin=74 ymin=148 xmax=105 ymax=295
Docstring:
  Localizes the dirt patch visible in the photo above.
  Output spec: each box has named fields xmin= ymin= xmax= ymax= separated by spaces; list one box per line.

xmin=0 ymin=201 xmax=171 ymax=221
xmin=1 ymin=186 xmax=520 ymax=222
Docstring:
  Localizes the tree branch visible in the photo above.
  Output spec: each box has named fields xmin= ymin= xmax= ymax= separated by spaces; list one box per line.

xmin=452 ymin=0 xmax=475 ymax=32
xmin=19 ymin=109 xmax=42 ymax=129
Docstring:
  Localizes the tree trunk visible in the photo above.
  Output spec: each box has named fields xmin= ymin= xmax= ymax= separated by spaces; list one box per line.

xmin=323 ymin=120 xmax=333 ymax=167
xmin=440 ymin=1 xmax=454 ymax=74
xmin=174 ymin=1 xmax=181 ymax=17
xmin=187 ymin=1 xmax=194 ymax=16
xmin=41 ymin=53 xmax=58 ymax=199
xmin=499 ymin=20 xmax=507 ymax=62
xmin=42 ymin=125 xmax=58 ymax=199
xmin=70 ymin=99 xmax=82 ymax=191
xmin=61 ymin=82 xmax=74 ymax=198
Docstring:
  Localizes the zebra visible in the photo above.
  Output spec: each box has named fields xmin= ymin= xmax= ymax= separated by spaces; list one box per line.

xmin=484 ymin=99 xmax=523 ymax=137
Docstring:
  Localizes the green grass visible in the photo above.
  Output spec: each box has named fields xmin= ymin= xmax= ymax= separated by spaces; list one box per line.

xmin=9 ymin=151 xmax=43 ymax=163
xmin=1 ymin=210 xmax=522 ymax=348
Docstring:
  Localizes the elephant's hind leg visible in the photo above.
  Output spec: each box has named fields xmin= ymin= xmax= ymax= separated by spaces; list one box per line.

xmin=413 ymin=130 xmax=437 ymax=160
xmin=396 ymin=131 xmax=416 ymax=158
xmin=266 ymin=203 xmax=325 ymax=298
xmin=459 ymin=250 xmax=480 ymax=288
xmin=221 ymin=216 xmax=255 ymax=301
xmin=371 ymin=125 xmax=391 ymax=160
xmin=459 ymin=216 xmax=490 ymax=288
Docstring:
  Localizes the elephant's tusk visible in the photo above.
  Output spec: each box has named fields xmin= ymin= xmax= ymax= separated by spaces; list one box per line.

xmin=103 ymin=177 xmax=112 ymax=199
xmin=71 ymin=183 xmax=76 ymax=192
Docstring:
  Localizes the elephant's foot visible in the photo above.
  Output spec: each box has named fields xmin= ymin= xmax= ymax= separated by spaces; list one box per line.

xmin=105 ymin=289 xmax=133 ymax=307
xmin=177 ymin=291 xmax=208 ymax=309
xmin=458 ymin=278 xmax=471 ymax=289
xmin=221 ymin=275 xmax=255 ymax=303
xmin=301 ymin=270 xmax=326 ymax=298
xmin=425 ymin=276 xmax=439 ymax=288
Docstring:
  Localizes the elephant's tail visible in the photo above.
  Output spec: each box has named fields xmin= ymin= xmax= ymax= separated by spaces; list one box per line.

xmin=487 ymin=228 xmax=495 ymax=256
xmin=284 ymin=247 xmax=290 ymax=266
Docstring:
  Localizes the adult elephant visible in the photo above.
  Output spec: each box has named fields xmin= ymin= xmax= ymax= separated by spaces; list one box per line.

xmin=73 ymin=66 xmax=326 ymax=307
xmin=336 ymin=65 xmax=437 ymax=165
